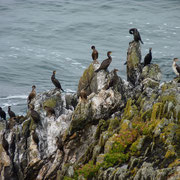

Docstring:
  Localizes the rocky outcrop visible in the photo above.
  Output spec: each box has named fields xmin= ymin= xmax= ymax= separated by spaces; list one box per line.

xmin=0 ymin=45 xmax=180 ymax=180
xmin=127 ymin=41 xmax=142 ymax=86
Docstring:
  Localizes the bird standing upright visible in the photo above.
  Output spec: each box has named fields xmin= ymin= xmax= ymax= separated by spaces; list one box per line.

xmin=172 ymin=58 xmax=180 ymax=77
xmin=144 ymin=48 xmax=152 ymax=66
xmin=0 ymin=107 xmax=6 ymax=120
xmin=91 ymin=45 xmax=98 ymax=61
xmin=27 ymin=85 xmax=36 ymax=105
xmin=8 ymin=106 xmax=16 ymax=118
xmin=51 ymin=71 xmax=64 ymax=92
xmin=95 ymin=51 xmax=112 ymax=72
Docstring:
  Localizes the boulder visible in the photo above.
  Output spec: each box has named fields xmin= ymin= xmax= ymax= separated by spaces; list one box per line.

xmin=127 ymin=41 xmax=142 ymax=86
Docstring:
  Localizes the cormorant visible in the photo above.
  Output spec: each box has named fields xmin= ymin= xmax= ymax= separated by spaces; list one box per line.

xmin=31 ymin=129 xmax=39 ymax=147
xmin=27 ymin=85 xmax=36 ymax=105
xmin=91 ymin=46 xmax=98 ymax=61
xmin=80 ymin=89 xmax=87 ymax=101
xmin=29 ymin=104 xmax=41 ymax=124
xmin=144 ymin=48 xmax=152 ymax=66
xmin=0 ymin=107 xmax=6 ymax=120
xmin=44 ymin=106 xmax=55 ymax=116
xmin=129 ymin=28 xmax=143 ymax=44
xmin=51 ymin=71 xmax=64 ymax=92
xmin=8 ymin=106 xmax=16 ymax=118
xmin=95 ymin=51 xmax=112 ymax=72
xmin=172 ymin=58 xmax=180 ymax=77
xmin=2 ymin=132 xmax=9 ymax=155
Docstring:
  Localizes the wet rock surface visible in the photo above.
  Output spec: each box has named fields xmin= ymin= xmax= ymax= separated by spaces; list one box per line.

xmin=0 ymin=43 xmax=180 ymax=180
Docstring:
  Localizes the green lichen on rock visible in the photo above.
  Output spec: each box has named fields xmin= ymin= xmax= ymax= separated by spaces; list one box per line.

xmin=77 ymin=63 xmax=96 ymax=96
xmin=22 ymin=119 xmax=31 ymax=135
xmin=108 ymin=117 xmax=120 ymax=132
xmin=151 ymin=103 xmax=163 ymax=121
xmin=141 ymin=64 xmax=162 ymax=81
xmin=43 ymin=97 xmax=57 ymax=108
xmin=127 ymin=41 xmax=141 ymax=85
xmin=69 ymin=102 xmax=92 ymax=135
xmin=123 ymin=99 xmax=138 ymax=120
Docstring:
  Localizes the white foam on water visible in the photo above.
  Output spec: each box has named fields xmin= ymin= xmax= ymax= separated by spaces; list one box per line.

xmin=0 ymin=95 xmax=27 ymax=100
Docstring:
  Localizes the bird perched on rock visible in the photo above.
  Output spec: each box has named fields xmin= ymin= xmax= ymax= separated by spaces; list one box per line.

xmin=91 ymin=45 xmax=98 ymax=61
xmin=144 ymin=48 xmax=152 ymax=66
xmin=29 ymin=104 xmax=41 ymax=124
xmin=31 ymin=129 xmax=39 ymax=148
xmin=51 ymin=70 xmax=64 ymax=92
xmin=44 ymin=106 xmax=55 ymax=116
xmin=0 ymin=107 xmax=6 ymax=120
xmin=129 ymin=28 xmax=143 ymax=44
xmin=95 ymin=51 xmax=112 ymax=72
xmin=2 ymin=132 xmax=9 ymax=155
xmin=8 ymin=106 xmax=16 ymax=119
xmin=172 ymin=58 xmax=180 ymax=77
xmin=27 ymin=85 xmax=36 ymax=105
xmin=80 ymin=89 xmax=87 ymax=102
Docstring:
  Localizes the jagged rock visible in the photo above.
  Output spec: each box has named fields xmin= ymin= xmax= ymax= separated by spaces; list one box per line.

xmin=127 ymin=41 xmax=142 ymax=86
xmin=69 ymin=89 xmax=123 ymax=135
xmin=1 ymin=60 xmax=180 ymax=180
xmin=77 ymin=63 xmax=108 ymax=97
xmin=141 ymin=64 xmax=162 ymax=82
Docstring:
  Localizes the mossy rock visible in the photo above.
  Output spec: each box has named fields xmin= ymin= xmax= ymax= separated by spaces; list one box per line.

xmin=69 ymin=102 xmax=92 ymax=134
xmin=77 ymin=63 xmax=96 ymax=97
xmin=108 ymin=117 xmax=120 ymax=132
xmin=43 ymin=97 xmax=58 ymax=108
xmin=123 ymin=99 xmax=138 ymax=120
xmin=151 ymin=103 xmax=163 ymax=121
xmin=141 ymin=64 xmax=162 ymax=82
xmin=127 ymin=41 xmax=141 ymax=85
xmin=22 ymin=119 xmax=31 ymax=135
xmin=94 ymin=119 xmax=110 ymax=140
xmin=29 ymin=118 xmax=37 ymax=131
xmin=161 ymin=82 xmax=177 ymax=92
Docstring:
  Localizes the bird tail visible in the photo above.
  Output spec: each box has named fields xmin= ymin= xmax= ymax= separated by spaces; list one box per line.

xmin=61 ymin=88 xmax=65 ymax=92
xmin=140 ymin=40 xmax=144 ymax=44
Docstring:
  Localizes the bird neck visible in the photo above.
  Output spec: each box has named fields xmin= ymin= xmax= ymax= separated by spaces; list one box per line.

xmin=173 ymin=61 xmax=176 ymax=67
xmin=52 ymin=74 xmax=55 ymax=79
xmin=108 ymin=54 xmax=112 ymax=59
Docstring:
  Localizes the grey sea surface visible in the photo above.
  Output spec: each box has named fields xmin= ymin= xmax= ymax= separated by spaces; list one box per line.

xmin=0 ymin=0 xmax=180 ymax=115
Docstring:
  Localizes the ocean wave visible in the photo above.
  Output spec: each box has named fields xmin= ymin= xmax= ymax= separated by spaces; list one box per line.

xmin=0 ymin=95 xmax=27 ymax=100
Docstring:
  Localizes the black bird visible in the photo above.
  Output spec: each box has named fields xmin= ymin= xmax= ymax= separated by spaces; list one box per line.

xmin=95 ymin=51 xmax=112 ymax=72
xmin=91 ymin=46 xmax=98 ymax=61
xmin=31 ymin=129 xmax=39 ymax=147
xmin=144 ymin=48 xmax=152 ymax=66
xmin=44 ymin=106 xmax=55 ymax=116
xmin=129 ymin=28 xmax=143 ymax=44
xmin=172 ymin=58 xmax=180 ymax=77
xmin=2 ymin=132 xmax=9 ymax=155
xmin=30 ymin=105 xmax=41 ymax=124
xmin=8 ymin=106 xmax=16 ymax=118
xmin=51 ymin=71 xmax=64 ymax=92
xmin=0 ymin=107 xmax=6 ymax=120
xmin=27 ymin=85 xmax=36 ymax=105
